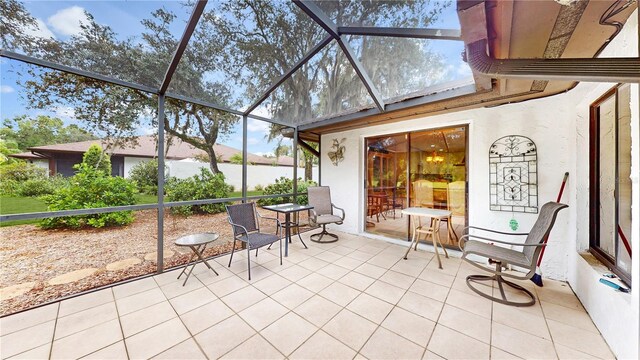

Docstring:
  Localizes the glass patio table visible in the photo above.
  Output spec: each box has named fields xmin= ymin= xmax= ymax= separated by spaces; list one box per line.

xmin=262 ymin=203 xmax=313 ymax=257
xmin=174 ymin=233 xmax=220 ymax=286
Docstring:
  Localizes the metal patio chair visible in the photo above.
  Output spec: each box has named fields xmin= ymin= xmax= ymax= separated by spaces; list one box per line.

xmin=307 ymin=186 xmax=345 ymax=243
xmin=226 ymin=202 xmax=282 ymax=280
xmin=459 ymin=202 xmax=568 ymax=306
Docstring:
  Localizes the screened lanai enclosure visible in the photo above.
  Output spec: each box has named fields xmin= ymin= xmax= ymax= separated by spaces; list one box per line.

xmin=1 ymin=0 xmax=639 ymax=321
xmin=0 ymin=0 xmax=485 ymax=315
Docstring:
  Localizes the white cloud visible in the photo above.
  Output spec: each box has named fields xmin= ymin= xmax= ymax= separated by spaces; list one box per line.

xmin=47 ymin=6 xmax=90 ymax=36
xmin=247 ymin=119 xmax=270 ymax=135
xmin=247 ymin=137 xmax=260 ymax=145
xmin=0 ymin=85 xmax=15 ymax=94
xmin=22 ymin=18 xmax=56 ymax=39
xmin=54 ymin=105 xmax=75 ymax=118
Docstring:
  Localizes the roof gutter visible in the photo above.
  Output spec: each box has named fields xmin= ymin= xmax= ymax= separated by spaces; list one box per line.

xmin=466 ymin=39 xmax=640 ymax=83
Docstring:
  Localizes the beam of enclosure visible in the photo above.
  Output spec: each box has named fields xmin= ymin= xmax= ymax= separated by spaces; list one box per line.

xmin=293 ymin=0 xmax=386 ymax=111
xmin=164 ymin=92 xmax=290 ymax=126
xmin=337 ymin=27 xmax=462 ymax=40
xmin=297 ymin=138 xmax=320 ymax=157
xmin=0 ymin=50 xmax=157 ymax=94
xmin=159 ymin=0 xmax=207 ymax=94
xmin=298 ymin=84 xmax=478 ymax=131
xmin=157 ymin=94 xmax=166 ymax=273
xmin=244 ymin=35 xmax=334 ymax=116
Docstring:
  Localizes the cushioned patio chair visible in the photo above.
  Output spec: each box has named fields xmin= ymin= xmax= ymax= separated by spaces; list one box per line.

xmin=307 ymin=186 xmax=345 ymax=243
xmin=226 ymin=202 xmax=282 ymax=280
xmin=459 ymin=202 xmax=568 ymax=306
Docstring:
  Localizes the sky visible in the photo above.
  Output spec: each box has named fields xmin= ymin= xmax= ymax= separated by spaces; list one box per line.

xmin=0 ymin=0 xmax=467 ymax=156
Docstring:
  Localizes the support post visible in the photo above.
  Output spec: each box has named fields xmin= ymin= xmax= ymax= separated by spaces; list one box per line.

xmin=318 ymin=136 xmax=321 ymax=186
xmin=242 ymin=115 xmax=248 ymax=202
xmin=157 ymin=95 xmax=165 ymax=273
xmin=293 ymin=127 xmax=299 ymax=201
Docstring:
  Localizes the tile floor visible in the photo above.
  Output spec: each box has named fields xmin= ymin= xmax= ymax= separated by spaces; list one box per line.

xmin=0 ymin=231 xmax=614 ymax=360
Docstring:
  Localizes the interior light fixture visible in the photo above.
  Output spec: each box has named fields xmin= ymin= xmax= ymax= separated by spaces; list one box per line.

xmin=426 ymin=152 xmax=444 ymax=163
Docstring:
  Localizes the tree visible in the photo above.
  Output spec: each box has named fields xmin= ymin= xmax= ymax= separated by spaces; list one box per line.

xmin=1 ymin=115 xmax=97 ymax=150
xmin=273 ymin=144 xmax=291 ymax=162
xmin=0 ymin=139 xmax=20 ymax=165
xmin=4 ymin=0 xmax=451 ymax=174
xmin=80 ymin=144 xmax=111 ymax=175
xmin=229 ymin=153 xmax=243 ymax=165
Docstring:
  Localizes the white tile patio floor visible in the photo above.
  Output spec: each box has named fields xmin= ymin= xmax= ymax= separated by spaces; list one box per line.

xmin=1 ymin=231 xmax=614 ymax=360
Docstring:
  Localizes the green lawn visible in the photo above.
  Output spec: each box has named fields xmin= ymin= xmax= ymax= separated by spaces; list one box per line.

xmin=0 ymin=191 xmax=264 ymax=227
xmin=230 ymin=190 xmax=263 ymax=198
xmin=0 ymin=196 xmax=48 ymax=227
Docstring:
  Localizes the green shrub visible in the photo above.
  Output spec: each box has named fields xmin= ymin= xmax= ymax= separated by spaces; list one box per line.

xmin=129 ymin=159 xmax=160 ymax=195
xmin=40 ymin=163 xmax=136 ymax=229
xmin=0 ymin=161 xmax=48 ymax=196
xmin=17 ymin=178 xmax=57 ymax=197
xmin=165 ymin=168 xmax=233 ymax=216
xmin=0 ymin=179 xmax=19 ymax=195
xmin=17 ymin=175 xmax=69 ymax=197
xmin=256 ymin=177 xmax=317 ymax=206
xmin=253 ymin=184 xmax=264 ymax=192
xmin=229 ymin=153 xmax=243 ymax=164
xmin=81 ymin=144 xmax=111 ymax=175
xmin=0 ymin=161 xmax=47 ymax=182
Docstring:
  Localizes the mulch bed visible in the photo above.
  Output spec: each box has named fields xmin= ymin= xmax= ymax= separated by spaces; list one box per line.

xmin=0 ymin=208 xmax=313 ymax=316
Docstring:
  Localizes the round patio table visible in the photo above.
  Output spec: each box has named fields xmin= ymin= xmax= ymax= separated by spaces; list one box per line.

xmin=175 ymin=233 xmax=220 ymax=286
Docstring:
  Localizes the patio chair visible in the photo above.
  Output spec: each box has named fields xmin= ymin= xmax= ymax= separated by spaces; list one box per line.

xmin=307 ymin=186 xmax=345 ymax=243
xmin=226 ymin=202 xmax=282 ymax=280
xmin=459 ymin=202 xmax=568 ymax=306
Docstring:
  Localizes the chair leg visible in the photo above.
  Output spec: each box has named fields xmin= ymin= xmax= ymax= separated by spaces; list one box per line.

xmin=465 ymin=261 xmax=536 ymax=307
xmin=228 ymin=240 xmax=236 ymax=267
xmin=255 ymin=248 xmax=258 ymax=257
xmin=247 ymin=247 xmax=251 ymax=281
xmin=279 ymin=239 xmax=282 ymax=265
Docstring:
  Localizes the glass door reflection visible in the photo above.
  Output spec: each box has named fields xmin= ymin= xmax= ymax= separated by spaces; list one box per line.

xmin=366 ymin=134 xmax=408 ymax=239
xmin=365 ymin=126 xmax=467 ymax=248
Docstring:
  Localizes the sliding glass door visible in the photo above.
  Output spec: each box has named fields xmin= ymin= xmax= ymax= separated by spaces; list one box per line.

xmin=365 ymin=126 xmax=467 ymax=248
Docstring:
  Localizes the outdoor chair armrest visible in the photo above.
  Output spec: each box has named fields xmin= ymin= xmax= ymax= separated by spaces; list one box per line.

xmin=227 ymin=219 xmax=249 ymax=240
xmin=463 ymin=225 xmax=529 ymax=236
xmin=257 ymin=215 xmax=282 ymax=235
xmin=459 ymin=233 xmax=547 ymax=249
xmin=309 ymin=209 xmax=318 ymax=221
xmin=332 ymin=204 xmax=345 ymax=220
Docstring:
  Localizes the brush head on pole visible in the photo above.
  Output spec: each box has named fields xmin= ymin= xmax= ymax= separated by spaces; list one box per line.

xmin=531 ymin=273 xmax=544 ymax=287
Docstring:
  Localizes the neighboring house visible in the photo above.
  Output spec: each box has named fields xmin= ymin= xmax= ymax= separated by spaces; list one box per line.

xmin=10 ymin=136 xmax=294 ymax=177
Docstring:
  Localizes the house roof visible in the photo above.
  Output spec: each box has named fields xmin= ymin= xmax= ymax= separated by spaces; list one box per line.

xmin=10 ymin=152 xmax=47 ymax=160
xmin=14 ymin=136 xmax=294 ymax=166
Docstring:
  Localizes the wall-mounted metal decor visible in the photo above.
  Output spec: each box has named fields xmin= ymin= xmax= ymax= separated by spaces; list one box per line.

xmin=327 ymin=138 xmax=346 ymax=166
xmin=489 ymin=135 xmax=538 ymax=213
